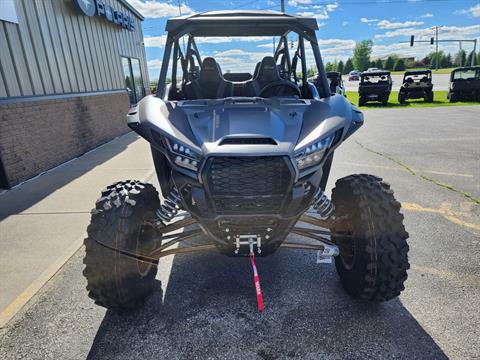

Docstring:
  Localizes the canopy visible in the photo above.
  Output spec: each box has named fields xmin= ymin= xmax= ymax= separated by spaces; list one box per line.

xmin=165 ymin=11 xmax=319 ymax=38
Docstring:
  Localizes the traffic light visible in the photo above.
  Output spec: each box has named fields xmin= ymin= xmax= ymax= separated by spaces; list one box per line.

xmin=410 ymin=35 xmax=414 ymax=46
xmin=430 ymin=37 xmax=434 ymax=45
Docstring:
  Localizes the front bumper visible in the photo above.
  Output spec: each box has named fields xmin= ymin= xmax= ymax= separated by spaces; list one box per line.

xmin=172 ymin=155 xmax=323 ymax=255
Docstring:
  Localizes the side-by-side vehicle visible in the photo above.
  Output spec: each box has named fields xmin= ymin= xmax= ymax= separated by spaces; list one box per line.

xmin=398 ymin=70 xmax=434 ymax=104
xmin=447 ymin=66 xmax=480 ymax=102
xmin=82 ymin=11 xmax=409 ymax=311
xmin=358 ymin=71 xmax=392 ymax=106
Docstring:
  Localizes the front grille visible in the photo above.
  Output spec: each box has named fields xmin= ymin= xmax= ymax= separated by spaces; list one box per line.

xmin=205 ymin=156 xmax=292 ymax=213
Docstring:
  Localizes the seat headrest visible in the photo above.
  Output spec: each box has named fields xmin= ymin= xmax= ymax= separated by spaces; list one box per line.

xmin=200 ymin=57 xmax=222 ymax=81
xmin=253 ymin=62 xmax=261 ymax=79
xmin=256 ymin=56 xmax=281 ymax=82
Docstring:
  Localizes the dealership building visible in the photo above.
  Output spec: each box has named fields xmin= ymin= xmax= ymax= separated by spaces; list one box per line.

xmin=0 ymin=0 xmax=149 ymax=188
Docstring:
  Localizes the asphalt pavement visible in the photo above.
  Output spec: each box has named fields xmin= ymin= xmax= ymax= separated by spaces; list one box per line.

xmin=0 ymin=105 xmax=479 ymax=359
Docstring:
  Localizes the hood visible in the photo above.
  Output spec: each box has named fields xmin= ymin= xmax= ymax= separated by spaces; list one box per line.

xmin=133 ymin=95 xmax=353 ymax=156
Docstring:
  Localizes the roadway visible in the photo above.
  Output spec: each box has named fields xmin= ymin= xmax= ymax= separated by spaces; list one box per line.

xmin=0 ymin=105 xmax=479 ymax=359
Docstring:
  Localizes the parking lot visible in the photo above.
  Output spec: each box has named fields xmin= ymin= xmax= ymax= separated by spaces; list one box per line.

xmin=0 ymin=106 xmax=479 ymax=359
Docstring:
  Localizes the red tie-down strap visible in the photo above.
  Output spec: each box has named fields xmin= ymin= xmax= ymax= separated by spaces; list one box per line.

xmin=250 ymin=253 xmax=265 ymax=312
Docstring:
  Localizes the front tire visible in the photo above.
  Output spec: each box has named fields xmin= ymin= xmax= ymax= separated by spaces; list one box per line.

xmin=83 ymin=180 xmax=160 ymax=310
xmin=449 ymin=92 xmax=457 ymax=103
xmin=331 ymin=174 xmax=409 ymax=302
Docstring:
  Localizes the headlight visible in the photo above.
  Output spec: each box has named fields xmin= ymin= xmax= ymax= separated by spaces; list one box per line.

xmin=295 ymin=134 xmax=334 ymax=170
xmin=166 ymin=138 xmax=202 ymax=171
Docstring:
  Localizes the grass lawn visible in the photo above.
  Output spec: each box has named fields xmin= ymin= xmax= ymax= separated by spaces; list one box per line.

xmin=389 ymin=68 xmax=455 ymax=75
xmin=346 ymin=90 xmax=480 ymax=109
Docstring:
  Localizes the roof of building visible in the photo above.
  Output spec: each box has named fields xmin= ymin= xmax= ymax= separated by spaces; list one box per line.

xmin=165 ymin=10 xmax=318 ymax=37
xmin=119 ymin=0 xmax=144 ymax=20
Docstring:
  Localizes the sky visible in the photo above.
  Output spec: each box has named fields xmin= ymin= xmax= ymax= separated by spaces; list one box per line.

xmin=125 ymin=0 xmax=480 ymax=81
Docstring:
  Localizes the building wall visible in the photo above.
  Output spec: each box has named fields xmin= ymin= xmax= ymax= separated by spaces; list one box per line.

xmin=0 ymin=0 xmax=149 ymax=187
xmin=0 ymin=91 xmax=130 ymax=186
xmin=0 ymin=0 xmax=149 ymax=98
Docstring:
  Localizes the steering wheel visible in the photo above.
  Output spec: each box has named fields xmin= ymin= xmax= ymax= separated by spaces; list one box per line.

xmin=258 ymin=81 xmax=302 ymax=98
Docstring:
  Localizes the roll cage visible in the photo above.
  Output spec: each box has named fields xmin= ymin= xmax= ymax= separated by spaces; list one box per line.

xmin=155 ymin=11 xmax=331 ymax=100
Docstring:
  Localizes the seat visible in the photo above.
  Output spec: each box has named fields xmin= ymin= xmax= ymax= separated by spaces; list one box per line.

xmin=184 ymin=57 xmax=233 ymax=99
xmin=244 ymin=56 xmax=298 ymax=97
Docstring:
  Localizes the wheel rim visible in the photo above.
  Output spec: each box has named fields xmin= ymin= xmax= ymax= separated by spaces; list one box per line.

xmin=135 ymin=212 xmax=158 ymax=277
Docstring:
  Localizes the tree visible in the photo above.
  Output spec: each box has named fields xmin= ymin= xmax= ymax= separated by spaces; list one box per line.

xmin=393 ymin=58 xmax=406 ymax=71
xmin=466 ymin=50 xmax=475 ymax=66
xmin=384 ymin=56 xmax=395 ymax=70
xmin=307 ymin=65 xmax=316 ymax=78
xmin=454 ymin=50 xmax=466 ymax=67
xmin=445 ymin=53 xmax=453 ymax=68
xmin=477 ymin=52 xmax=480 ymax=66
xmin=428 ymin=50 xmax=445 ymax=69
xmin=375 ymin=59 xmax=384 ymax=69
xmin=337 ymin=60 xmax=344 ymax=74
xmin=440 ymin=54 xmax=450 ymax=68
xmin=325 ymin=62 xmax=335 ymax=72
xmin=344 ymin=58 xmax=354 ymax=73
xmin=420 ymin=55 xmax=431 ymax=68
xmin=352 ymin=40 xmax=373 ymax=71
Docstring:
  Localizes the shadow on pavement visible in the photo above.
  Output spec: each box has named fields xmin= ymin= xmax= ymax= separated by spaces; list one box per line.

xmin=87 ymin=247 xmax=447 ymax=359
xmin=0 ymin=132 xmax=136 ymax=220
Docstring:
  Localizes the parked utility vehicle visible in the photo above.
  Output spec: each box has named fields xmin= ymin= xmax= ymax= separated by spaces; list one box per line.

xmin=83 ymin=11 xmax=409 ymax=311
xmin=447 ymin=66 xmax=480 ymax=102
xmin=358 ymin=71 xmax=392 ymax=106
xmin=398 ymin=70 xmax=434 ymax=104
xmin=326 ymin=71 xmax=346 ymax=96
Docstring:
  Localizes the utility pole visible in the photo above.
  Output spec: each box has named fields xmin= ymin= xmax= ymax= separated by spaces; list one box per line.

xmin=435 ymin=26 xmax=439 ymax=70
xmin=473 ymin=39 xmax=477 ymax=66
xmin=281 ymin=0 xmax=285 ymax=13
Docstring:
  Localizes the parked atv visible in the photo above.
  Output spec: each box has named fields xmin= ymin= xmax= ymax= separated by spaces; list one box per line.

xmin=447 ymin=66 xmax=480 ymax=102
xmin=83 ymin=11 xmax=409 ymax=311
xmin=398 ymin=70 xmax=434 ymax=104
xmin=326 ymin=71 xmax=346 ymax=96
xmin=358 ymin=71 xmax=392 ymax=106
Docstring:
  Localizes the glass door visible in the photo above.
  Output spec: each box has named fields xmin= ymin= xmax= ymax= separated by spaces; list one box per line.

xmin=122 ymin=57 xmax=145 ymax=105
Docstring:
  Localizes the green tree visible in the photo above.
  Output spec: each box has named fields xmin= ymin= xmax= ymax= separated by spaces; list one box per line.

xmin=393 ymin=58 xmax=406 ymax=71
xmin=337 ymin=60 xmax=344 ymax=74
xmin=325 ymin=62 xmax=334 ymax=72
xmin=454 ymin=50 xmax=466 ymax=67
xmin=307 ymin=65 xmax=316 ymax=78
xmin=440 ymin=54 xmax=450 ymax=68
xmin=428 ymin=50 xmax=445 ymax=69
xmin=374 ymin=59 xmax=384 ymax=69
xmin=445 ymin=53 xmax=453 ymax=68
xmin=384 ymin=56 xmax=395 ymax=70
xmin=344 ymin=58 xmax=354 ymax=73
xmin=477 ymin=52 xmax=480 ymax=66
xmin=352 ymin=40 xmax=373 ymax=71
xmin=466 ymin=50 xmax=475 ymax=66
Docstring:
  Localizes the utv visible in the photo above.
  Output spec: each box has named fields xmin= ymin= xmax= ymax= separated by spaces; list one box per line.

xmin=326 ymin=71 xmax=346 ymax=96
xmin=83 ymin=11 xmax=409 ymax=311
xmin=358 ymin=71 xmax=392 ymax=106
xmin=447 ymin=66 xmax=480 ymax=102
xmin=398 ymin=70 xmax=434 ymax=104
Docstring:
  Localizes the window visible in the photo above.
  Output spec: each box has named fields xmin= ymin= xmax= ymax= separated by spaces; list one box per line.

xmin=122 ymin=57 xmax=145 ymax=104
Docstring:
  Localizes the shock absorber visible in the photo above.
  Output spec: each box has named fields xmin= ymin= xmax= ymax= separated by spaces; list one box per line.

xmin=156 ymin=188 xmax=182 ymax=225
xmin=312 ymin=190 xmax=335 ymax=221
